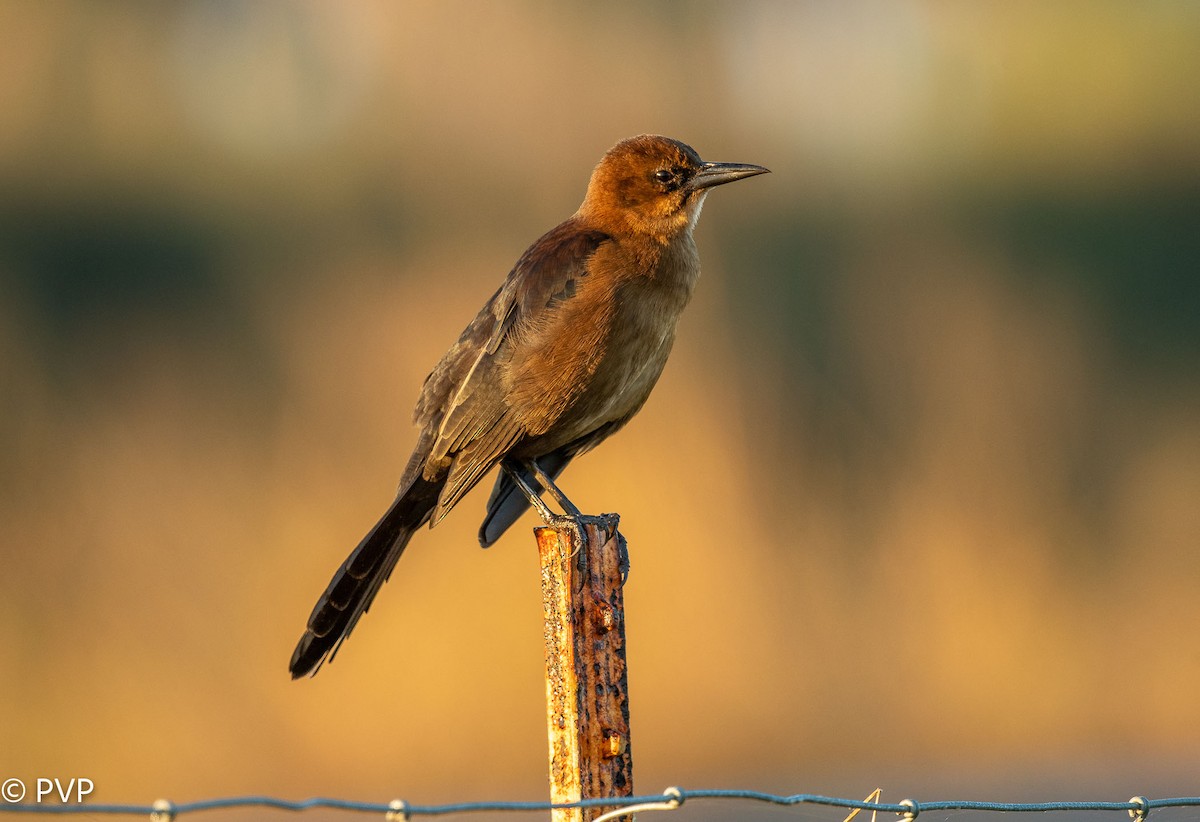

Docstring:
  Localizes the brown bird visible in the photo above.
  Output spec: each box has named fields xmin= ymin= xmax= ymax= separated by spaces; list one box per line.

xmin=290 ymin=134 xmax=768 ymax=678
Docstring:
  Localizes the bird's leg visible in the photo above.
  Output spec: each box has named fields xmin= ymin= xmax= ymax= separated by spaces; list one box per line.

xmin=501 ymin=458 xmax=587 ymax=566
xmin=526 ymin=459 xmax=583 ymax=519
xmin=525 ymin=459 xmax=588 ymax=566
xmin=500 ymin=458 xmax=558 ymax=523
xmin=527 ymin=460 xmax=634 ymax=583
xmin=525 ymin=459 xmax=630 ymax=581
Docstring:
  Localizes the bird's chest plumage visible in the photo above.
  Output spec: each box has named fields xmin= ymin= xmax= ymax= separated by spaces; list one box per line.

xmin=596 ymin=251 xmax=696 ymax=405
xmin=509 ymin=237 xmax=699 ymax=446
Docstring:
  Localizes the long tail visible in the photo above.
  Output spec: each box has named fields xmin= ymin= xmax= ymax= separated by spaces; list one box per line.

xmin=289 ymin=473 xmax=442 ymax=678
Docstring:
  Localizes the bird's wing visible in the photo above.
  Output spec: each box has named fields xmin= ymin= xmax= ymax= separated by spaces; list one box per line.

xmin=414 ymin=221 xmax=611 ymax=525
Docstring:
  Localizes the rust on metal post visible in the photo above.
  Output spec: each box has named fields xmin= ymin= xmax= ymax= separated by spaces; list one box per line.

xmin=536 ymin=513 xmax=632 ymax=822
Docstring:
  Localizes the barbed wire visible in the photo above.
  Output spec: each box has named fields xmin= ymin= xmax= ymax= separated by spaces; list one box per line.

xmin=2 ymin=789 xmax=1198 ymax=819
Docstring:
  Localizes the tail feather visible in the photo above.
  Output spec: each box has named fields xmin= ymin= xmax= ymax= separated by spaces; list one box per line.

xmin=289 ymin=475 xmax=442 ymax=678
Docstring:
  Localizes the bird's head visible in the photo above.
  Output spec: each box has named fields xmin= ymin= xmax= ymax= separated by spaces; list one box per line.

xmin=579 ymin=134 xmax=769 ymax=240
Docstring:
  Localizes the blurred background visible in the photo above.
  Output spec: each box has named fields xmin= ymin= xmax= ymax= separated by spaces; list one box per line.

xmin=1 ymin=1 xmax=1198 ymax=818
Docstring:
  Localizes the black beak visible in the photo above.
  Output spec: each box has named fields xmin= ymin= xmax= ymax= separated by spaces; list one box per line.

xmin=689 ymin=161 xmax=771 ymax=191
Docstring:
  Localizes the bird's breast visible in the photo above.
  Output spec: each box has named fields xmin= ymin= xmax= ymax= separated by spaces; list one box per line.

xmin=507 ymin=235 xmax=700 ymax=447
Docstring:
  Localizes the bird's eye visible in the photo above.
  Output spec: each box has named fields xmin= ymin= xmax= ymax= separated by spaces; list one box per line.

xmin=654 ymin=169 xmax=674 ymax=185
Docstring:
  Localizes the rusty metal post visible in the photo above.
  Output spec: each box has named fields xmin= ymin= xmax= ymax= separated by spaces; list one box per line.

xmin=536 ymin=513 xmax=632 ymax=822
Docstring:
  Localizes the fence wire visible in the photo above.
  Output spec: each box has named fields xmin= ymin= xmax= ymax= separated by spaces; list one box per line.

xmin=1 ymin=789 xmax=1198 ymax=819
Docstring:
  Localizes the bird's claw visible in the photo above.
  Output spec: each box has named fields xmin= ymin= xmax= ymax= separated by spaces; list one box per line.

xmin=549 ymin=514 xmax=588 ymax=571
xmin=551 ymin=514 xmax=628 ymax=584
xmin=616 ymin=531 xmax=630 ymax=585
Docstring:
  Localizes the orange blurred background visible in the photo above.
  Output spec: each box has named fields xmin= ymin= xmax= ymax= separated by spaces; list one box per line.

xmin=1 ymin=2 xmax=1198 ymax=816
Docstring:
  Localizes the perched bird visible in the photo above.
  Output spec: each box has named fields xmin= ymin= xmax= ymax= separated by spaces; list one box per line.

xmin=290 ymin=135 xmax=768 ymax=678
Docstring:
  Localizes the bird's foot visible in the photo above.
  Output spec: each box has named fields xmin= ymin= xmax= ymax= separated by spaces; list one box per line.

xmin=502 ymin=459 xmax=560 ymax=523
xmin=551 ymin=513 xmax=626 ymax=581
xmin=546 ymin=513 xmax=588 ymax=571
